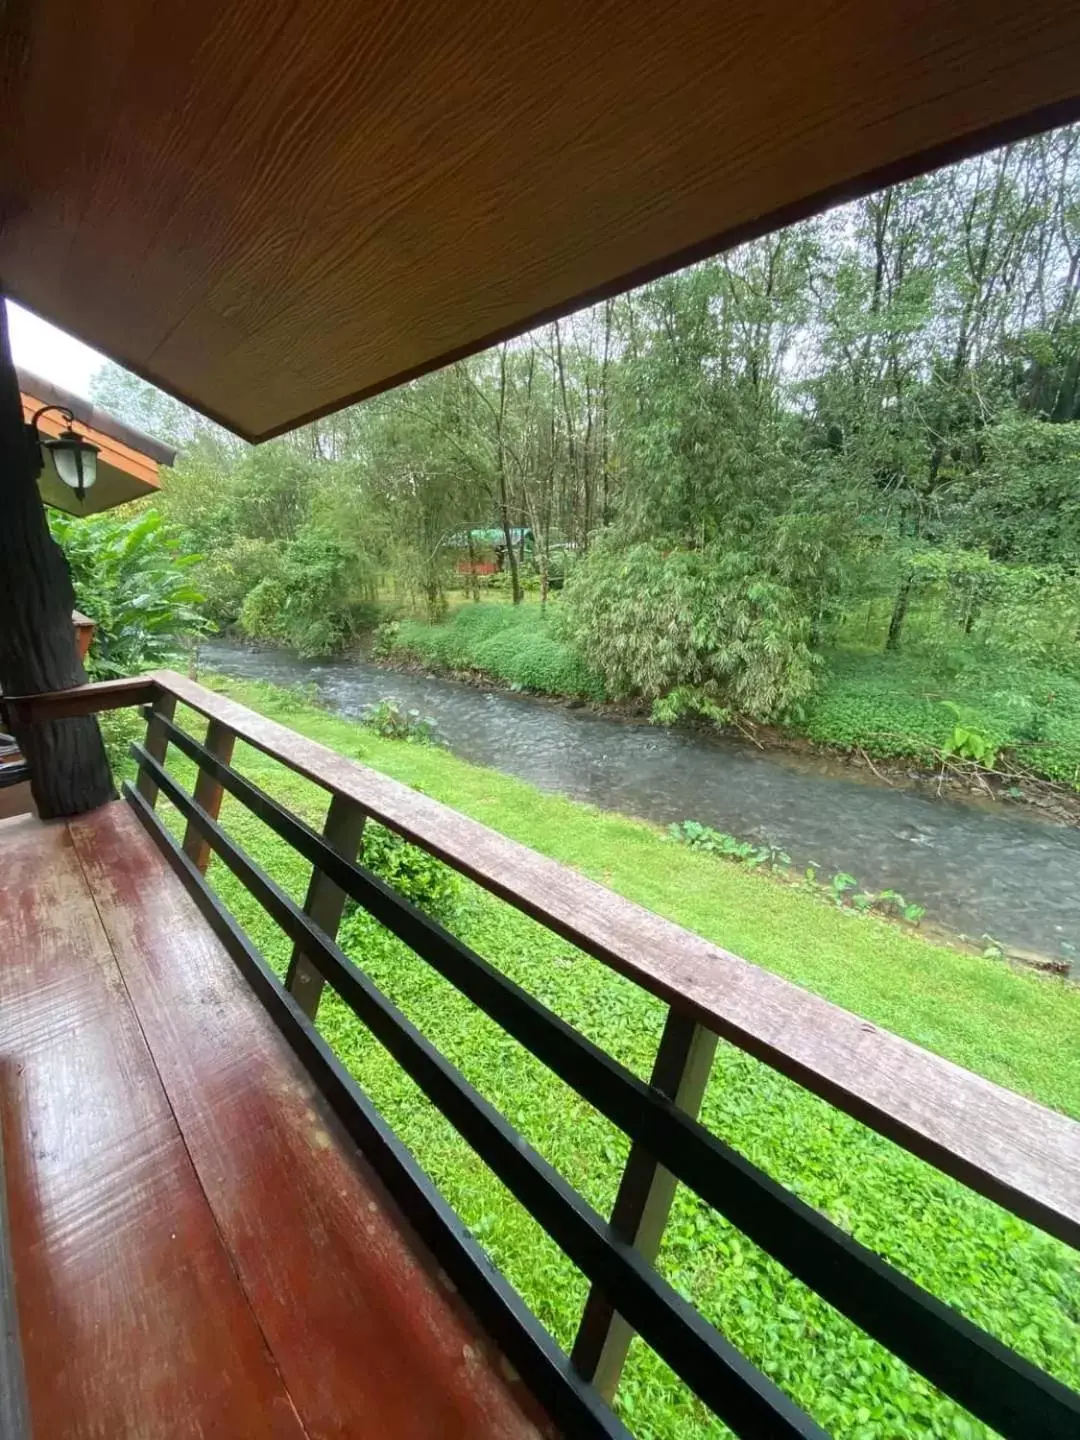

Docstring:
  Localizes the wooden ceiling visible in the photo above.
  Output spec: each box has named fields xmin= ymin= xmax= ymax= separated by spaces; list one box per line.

xmin=2 ymin=2 xmax=1079 ymax=442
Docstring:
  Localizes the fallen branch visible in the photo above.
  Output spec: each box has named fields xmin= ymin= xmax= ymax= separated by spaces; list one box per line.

xmin=855 ymin=746 xmax=896 ymax=787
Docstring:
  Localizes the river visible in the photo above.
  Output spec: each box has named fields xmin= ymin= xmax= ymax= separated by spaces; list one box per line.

xmin=203 ymin=640 xmax=1079 ymax=970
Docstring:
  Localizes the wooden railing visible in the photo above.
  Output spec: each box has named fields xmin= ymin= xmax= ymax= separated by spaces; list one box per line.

xmin=7 ymin=671 xmax=1080 ymax=1439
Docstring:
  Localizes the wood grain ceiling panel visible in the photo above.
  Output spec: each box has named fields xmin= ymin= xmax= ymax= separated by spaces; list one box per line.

xmin=2 ymin=1 xmax=1078 ymax=440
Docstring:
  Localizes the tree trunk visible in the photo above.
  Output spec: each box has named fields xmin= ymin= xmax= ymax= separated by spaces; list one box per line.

xmin=885 ymin=574 xmax=913 ymax=652
xmin=466 ymin=531 xmax=480 ymax=602
xmin=493 ymin=346 xmax=523 ymax=605
xmin=498 ymin=501 xmax=522 ymax=605
xmin=0 ymin=298 xmax=114 ymax=817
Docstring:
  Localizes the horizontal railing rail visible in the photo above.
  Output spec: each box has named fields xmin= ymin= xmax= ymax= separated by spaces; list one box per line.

xmin=11 ymin=671 xmax=1080 ymax=1438
xmin=0 ymin=676 xmax=158 ymax=727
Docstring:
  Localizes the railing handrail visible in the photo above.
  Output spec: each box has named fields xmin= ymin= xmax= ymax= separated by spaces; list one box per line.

xmin=1 ymin=676 xmax=157 ymax=726
xmin=11 ymin=671 xmax=1080 ymax=1249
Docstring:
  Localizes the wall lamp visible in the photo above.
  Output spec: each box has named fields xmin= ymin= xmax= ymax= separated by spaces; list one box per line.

xmin=26 ymin=405 xmax=100 ymax=503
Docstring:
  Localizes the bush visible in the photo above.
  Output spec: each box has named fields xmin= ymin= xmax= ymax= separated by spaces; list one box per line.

xmin=238 ymin=574 xmax=290 ymax=644
xmin=339 ymin=821 xmax=460 ymax=932
xmin=360 ymin=698 xmax=443 ymax=744
xmin=559 ymin=539 xmax=823 ymax=723
xmin=387 ymin=605 xmax=606 ymax=700
xmin=238 ymin=527 xmax=378 ymax=657
xmin=50 ymin=508 xmax=210 ymax=678
xmin=668 ymin=819 xmax=790 ymax=869
xmin=196 ymin=537 xmax=283 ymax=626
xmin=372 ymin=619 xmax=402 ymax=659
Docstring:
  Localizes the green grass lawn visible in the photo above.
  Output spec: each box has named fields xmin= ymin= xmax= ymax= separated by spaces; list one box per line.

xmin=146 ymin=676 xmax=1080 ymax=1439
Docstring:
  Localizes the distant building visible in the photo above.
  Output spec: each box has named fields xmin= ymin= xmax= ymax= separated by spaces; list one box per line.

xmin=450 ymin=527 xmax=534 ymax=575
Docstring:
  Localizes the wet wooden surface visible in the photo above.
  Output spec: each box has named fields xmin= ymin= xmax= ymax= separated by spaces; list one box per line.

xmin=155 ymin=669 xmax=1080 ymax=1249
xmin=0 ymin=806 xmax=543 ymax=1439
xmin=0 ymin=815 xmax=304 ymax=1438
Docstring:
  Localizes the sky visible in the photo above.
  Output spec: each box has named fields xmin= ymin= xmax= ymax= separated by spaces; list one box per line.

xmin=6 ymin=300 xmax=106 ymax=399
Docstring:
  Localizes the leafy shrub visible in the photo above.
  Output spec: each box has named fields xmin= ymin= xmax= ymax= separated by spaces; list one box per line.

xmin=339 ymin=821 xmax=460 ymax=931
xmin=940 ymin=701 xmax=998 ymax=769
xmin=239 ymin=574 xmax=290 ymax=644
xmin=667 ymin=820 xmax=790 ymax=870
xmin=372 ymin=619 xmax=402 ymax=659
xmin=669 ymin=820 xmax=926 ymax=923
xmin=239 ymin=528 xmax=377 ymax=657
xmin=559 ymin=540 xmax=822 ymax=723
xmin=387 ymin=605 xmax=605 ymax=701
xmin=360 ymin=698 xmax=443 ymax=745
xmin=820 ymin=871 xmax=926 ymax=924
xmin=50 ymin=509 xmax=209 ymax=678
xmin=197 ymin=536 xmax=282 ymax=626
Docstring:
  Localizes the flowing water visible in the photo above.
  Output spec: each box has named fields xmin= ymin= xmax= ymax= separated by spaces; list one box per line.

xmin=203 ymin=639 xmax=1080 ymax=970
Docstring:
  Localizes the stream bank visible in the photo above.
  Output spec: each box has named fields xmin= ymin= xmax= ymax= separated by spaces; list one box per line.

xmin=202 ymin=638 xmax=1080 ymax=973
xmin=377 ymin=650 xmax=1080 ymax=828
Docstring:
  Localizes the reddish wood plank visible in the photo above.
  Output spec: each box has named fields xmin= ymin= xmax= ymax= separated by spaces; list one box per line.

xmin=0 ymin=814 xmax=306 ymax=1440
xmin=152 ymin=670 xmax=1080 ymax=1249
xmin=69 ymin=801 xmax=545 ymax=1440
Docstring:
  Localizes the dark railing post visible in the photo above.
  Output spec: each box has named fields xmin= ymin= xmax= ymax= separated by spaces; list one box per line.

xmin=182 ymin=719 xmax=236 ymax=874
xmin=571 ymin=1008 xmax=717 ymax=1400
xmin=135 ymin=692 xmax=177 ymax=809
xmin=285 ymin=793 xmax=366 ymax=1020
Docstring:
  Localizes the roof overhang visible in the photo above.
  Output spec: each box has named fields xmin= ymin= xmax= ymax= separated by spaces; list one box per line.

xmin=19 ymin=369 xmax=175 ymax=516
xmin=2 ymin=3 xmax=1079 ymax=442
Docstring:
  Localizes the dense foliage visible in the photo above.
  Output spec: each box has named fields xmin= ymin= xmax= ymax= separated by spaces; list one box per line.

xmin=359 ymin=697 xmax=444 ymax=745
xmin=804 ymin=652 xmax=1080 ymax=787
xmin=50 ymin=509 xmax=208 ymax=678
xmin=558 ymin=538 xmax=826 ymax=722
xmin=342 ymin=821 xmax=460 ymax=929
xmin=88 ymin=125 xmax=1080 ymax=778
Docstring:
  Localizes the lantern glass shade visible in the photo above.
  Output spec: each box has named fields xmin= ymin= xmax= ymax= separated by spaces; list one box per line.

xmin=46 ymin=429 xmax=99 ymax=499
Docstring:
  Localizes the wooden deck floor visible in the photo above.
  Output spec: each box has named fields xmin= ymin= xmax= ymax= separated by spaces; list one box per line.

xmin=0 ymin=802 xmax=545 ymax=1439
